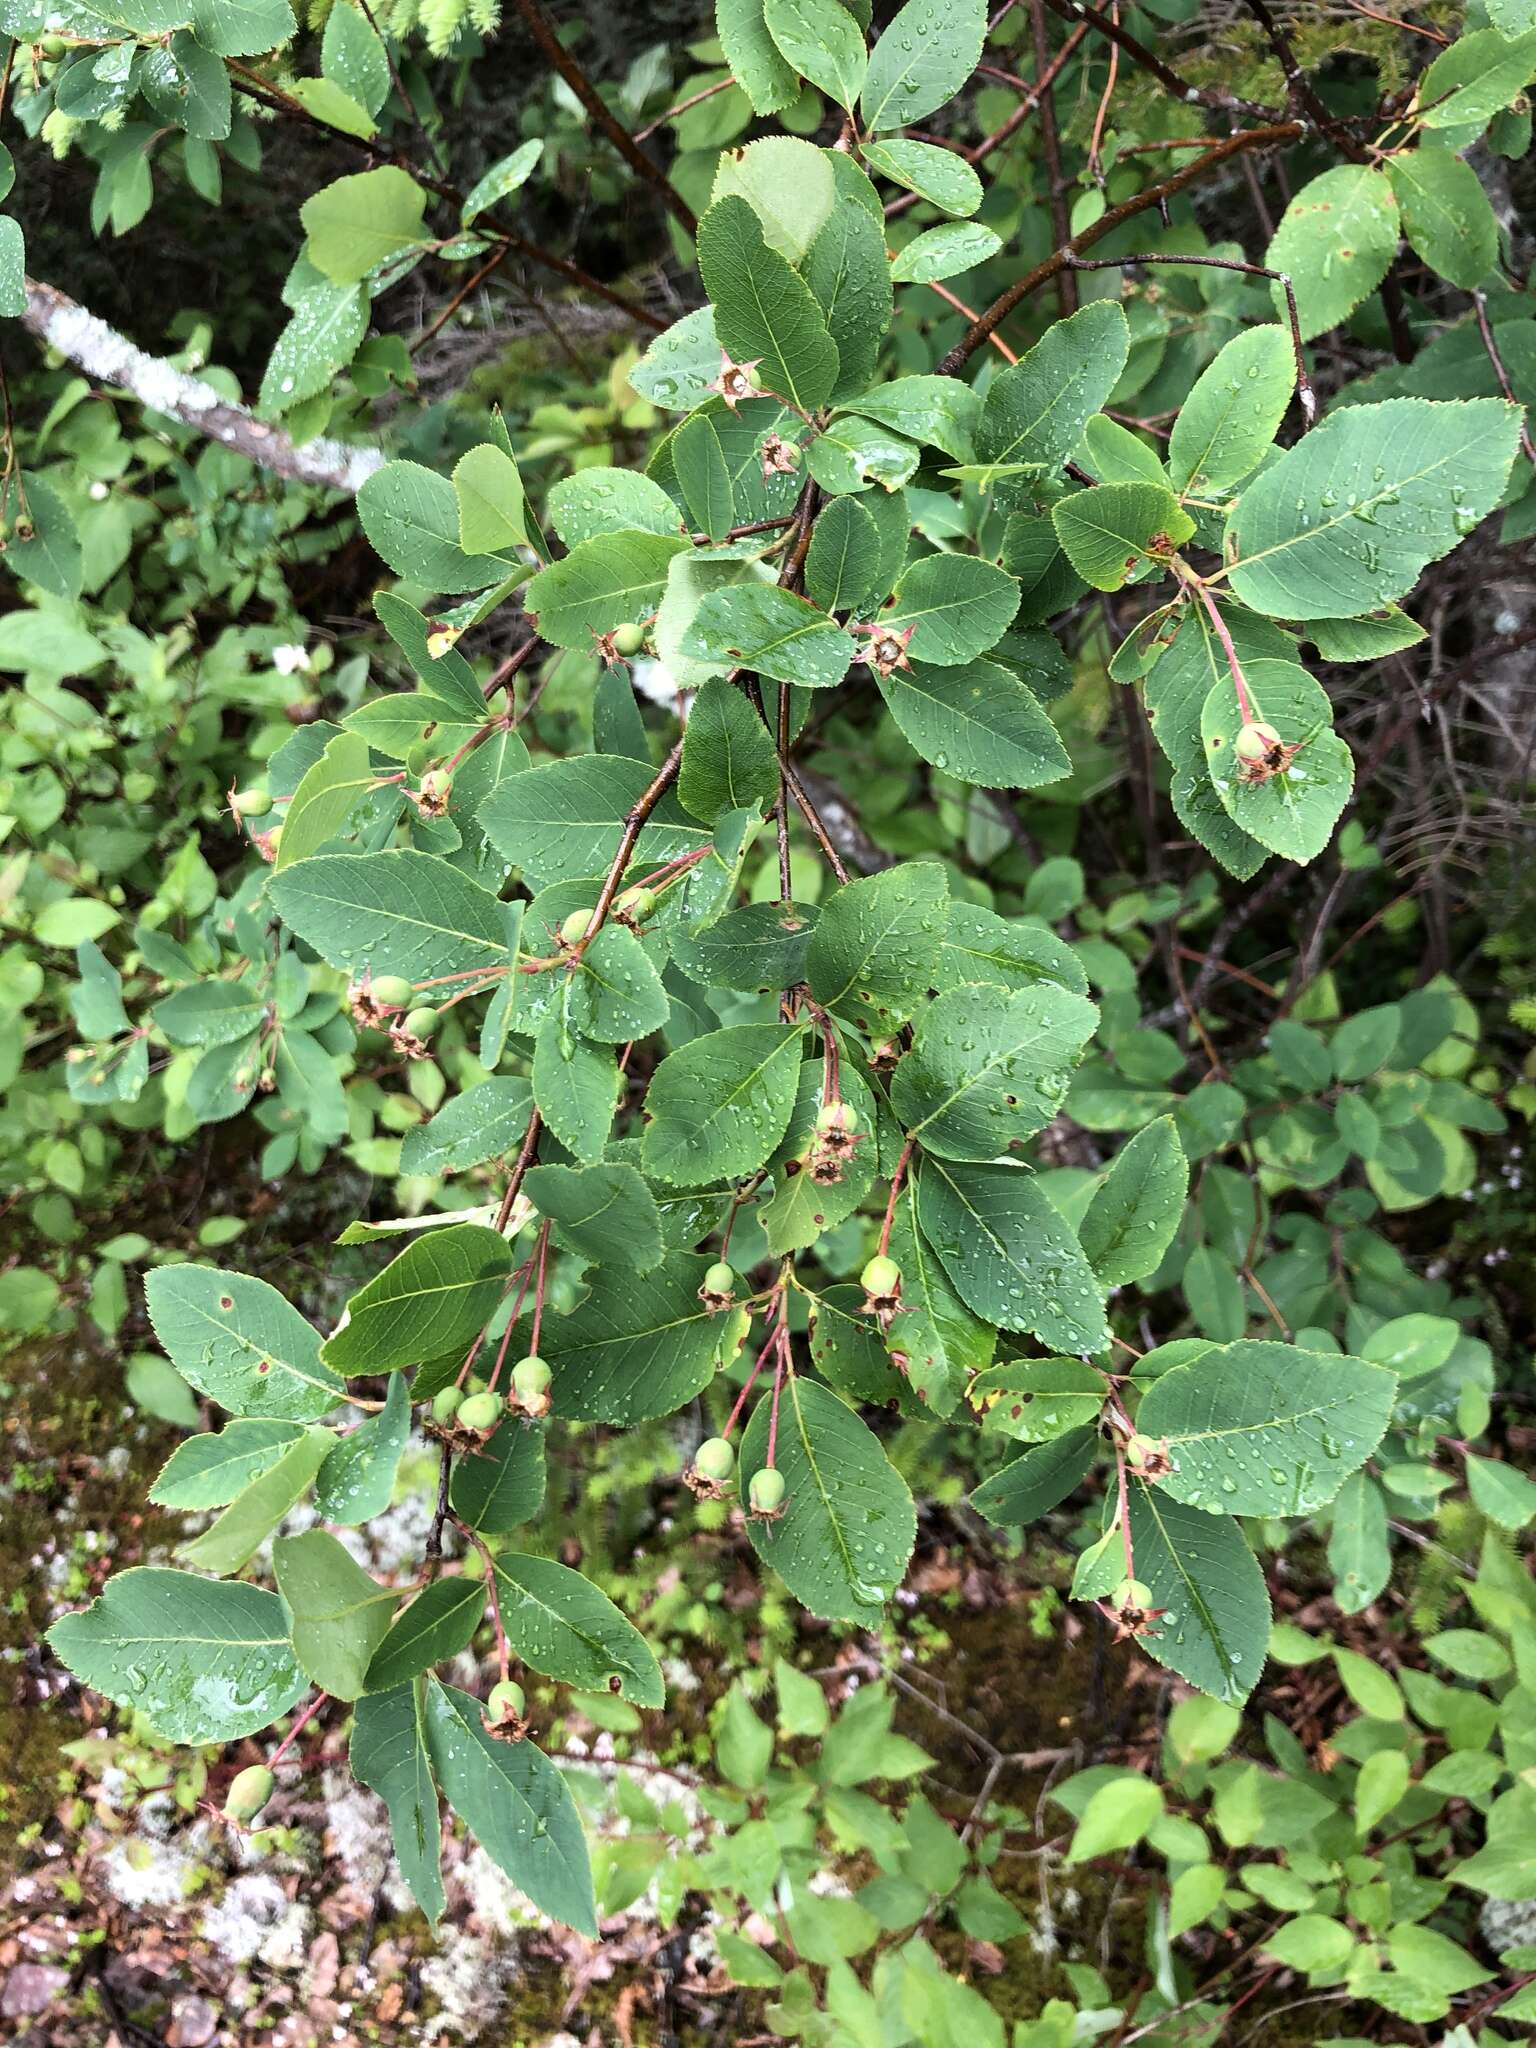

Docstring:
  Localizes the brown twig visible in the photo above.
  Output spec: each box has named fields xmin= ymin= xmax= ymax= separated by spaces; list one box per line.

xmin=936 ymin=124 xmax=1304 ymax=372
xmin=1031 ymin=0 xmax=1077 ymax=314
xmin=1472 ymin=290 xmax=1536 ymax=465
xmin=511 ymin=0 xmax=697 ymax=234
xmin=634 ymin=75 xmax=736 ymax=143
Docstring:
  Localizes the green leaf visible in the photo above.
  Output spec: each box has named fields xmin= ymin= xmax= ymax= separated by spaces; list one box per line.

xmin=357 ymin=460 xmax=514 ymax=591
xmin=741 ymin=1376 xmax=917 ymax=1621
xmin=862 ymin=138 xmax=981 ymax=217
xmin=482 ymin=754 xmax=709 ymax=890
xmin=804 ymin=414 xmax=919 ymax=495
xmin=178 ymin=1428 xmax=330 ymax=1574
xmin=48 ymin=1569 xmax=307 ymax=1743
xmin=680 ymin=583 xmax=854 ymax=686
xmin=938 ymin=899 xmax=1088 ymax=999
xmin=630 ymin=304 xmax=723 ymax=412
xmin=679 ymin=677 xmax=781 ymax=822
xmin=805 ymin=157 xmax=892 ymax=402
xmin=673 ymin=412 xmax=737 ymax=539
xmin=1265 ymin=165 xmax=1400 ymax=341
xmin=1136 ymin=1341 xmax=1396 ymax=1515
xmin=423 ymin=1679 xmax=596 ymax=1934
xmin=273 ymin=731 xmax=373 ymax=868
xmin=546 ymin=467 xmax=683 ymax=546
xmin=970 ymin=1428 xmax=1097 ymax=1526
xmin=323 ymin=1 xmax=390 ymax=117
xmin=364 ymin=1578 xmax=488 ymax=1691
xmin=968 ymin=1358 xmax=1104 ymax=1443
xmin=0 ymin=214 xmax=25 ymax=318
xmin=717 ymin=0 xmax=800 ymax=114
xmin=1127 ymin=1483 xmax=1270 ymax=1705
xmin=805 ymin=496 xmax=882 ymax=613
xmin=350 ymin=1681 xmax=446 ymax=1924
xmin=524 ymin=1161 xmax=664 ymax=1271
xmin=189 ymin=0 xmax=296 ymax=57
xmin=672 ymin=898 xmax=818 ymax=991
xmin=145 ymin=1264 xmax=346 ymax=1421
xmin=842 ymin=377 xmax=980 ymax=462
xmin=1167 ymin=327 xmax=1295 ymax=494
xmin=524 ymin=530 xmax=689 ymax=647
xmin=875 ymin=655 xmax=1070 ymax=789
xmin=460 ymin=138 xmax=542 ymax=225
xmin=149 ymin=1420 xmax=308 ymax=1510
xmin=881 ymin=554 xmax=1019 ymax=665
xmin=891 ymin=221 xmax=1002 ymax=284
xmin=711 ymin=135 xmax=836 ymax=264
xmin=491 ymin=1555 xmax=663 ymax=1706
xmin=1051 ymin=482 xmax=1194 ymax=591
xmin=269 ymin=849 xmax=518 ymax=982
xmin=1078 ymin=1118 xmax=1187 ymax=1286
xmin=448 ymin=1417 xmax=547 ymax=1533
xmin=302 ymin=166 xmax=429 ymax=284
xmin=861 ymin=0 xmax=985 ymax=131
xmin=273 ymin=1530 xmax=396 ymax=1699
xmin=917 ymin=1157 xmax=1109 ymax=1353
xmin=892 ymin=982 xmax=1096 ymax=1159
xmin=1200 ymin=659 xmax=1353 ymax=863
xmin=3 ymin=474 xmax=82 ymax=599
xmin=1066 ymin=1774 xmax=1163 ymax=1863
xmin=399 ymin=1078 xmax=534 ymax=1177
xmin=976 ymin=300 xmax=1131 ymax=480
xmin=697 ymin=195 xmax=841 ymax=413
xmin=315 ymin=1372 xmax=410 ymax=1524
xmin=544 ymin=1253 xmax=723 ymax=1422
xmin=642 ymin=1023 xmax=804 ymax=1184
xmin=1356 ymin=1748 xmax=1410 ymax=1833
xmin=453 ymin=442 xmax=527 ymax=555
xmin=1226 ymin=398 xmax=1522 ymax=619
xmin=1466 ymin=1452 xmax=1536 ymax=1531
xmin=1417 ymin=28 xmax=1536 ymax=132
xmin=1328 ymin=1470 xmax=1391 ymax=1614
xmin=260 ymin=279 xmax=368 ymax=415
xmin=323 ymin=1224 xmax=515 ymax=1376
xmin=806 ymin=859 xmax=949 ymax=1024
xmin=764 ymin=0 xmax=867 ymax=109
xmin=532 ymin=1016 xmax=620 ymax=1163
xmin=1387 ymin=151 xmax=1499 ymax=291
xmin=569 ymin=926 xmax=670 ymax=1043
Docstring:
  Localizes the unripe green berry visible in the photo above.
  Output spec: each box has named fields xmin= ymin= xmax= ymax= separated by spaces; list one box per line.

xmin=861 ymin=1254 xmax=901 ymax=1297
xmin=458 ymin=1390 xmax=503 ymax=1432
xmin=262 ymin=825 xmax=282 ymax=856
xmin=224 ymin=1763 xmax=275 ymax=1824
xmin=612 ymin=621 xmax=646 ymax=656
xmin=560 ymin=907 xmax=597 ymax=947
xmin=404 ymin=1006 xmax=439 ymax=1040
xmin=694 ymin=1436 xmax=735 ymax=1483
xmin=1125 ymin=1433 xmax=1158 ymax=1468
xmin=817 ymin=1100 xmax=858 ymax=1134
xmin=616 ymin=884 xmax=657 ymax=920
xmin=431 ymin=1385 xmax=465 ymax=1426
xmin=1233 ymin=720 xmax=1281 ymax=762
xmin=486 ymin=1678 xmax=526 ymax=1722
xmin=232 ymin=787 xmax=272 ymax=819
xmin=703 ymin=1261 xmax=736 ymax=1296
xmin=748 ymin=1466 xmax=786 ymax=1513
xmin=371 ymin=975 xmax=413 ymax=1009
xmin=419 ymin=767 xmax=452 ymax=802
xmin=512 ymin=1354 xmax=552 ymax=1411
xmin=1114 ymin=1578 xmax=1153 ymax=1610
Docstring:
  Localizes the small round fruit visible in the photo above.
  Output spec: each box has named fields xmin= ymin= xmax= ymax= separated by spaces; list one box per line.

xmin=404 ymin=1006 xmax=439 ymax=1040
xmin=748 ymin=1466 xmax=786 ymax=1513
xmin=511 ymin=1354 xmax=552 ymax=1409
xmin=1114 ymin=1578 xmax=1153 ymax=1610
xmin=703 ymin=1261 xmax=736 ymax=1296
xmin=616 ymin=884 xmax=657 ymax=920
xmin=560 ymin=907 xmax=597 ymax=947
xmin=694 ymin=1436 xmax=735 ymax=1483
xmin=232 ymin=787 xmax=272 ymax=819
xmin=612 ymin=621 xmax=646 ymax=656
xmin=458 ymin=1390 xmax=503 ymax=1432
xmin=1124 ymin=1433 xmax=1158 ymax=1469
xmin=371 ymin=974 xmax=414 ymax=1009
xmin=1233 ymin=720 xmax=1281 ymax=762
xmin=262 ymin=825 xmax=283 ymax=856
xmin=861 ymin=1254 xmax=901 ymax=1297
xmin=817 ymin=1100 xmax=858 ymax=1134
xmin=419 ymin=767 xmax=452 ymax=802
xmin=431 ymin=1385 xmax=465 ymax=1426
xmin=224 ymin=1764 xmax=275 ymax=1824
xmin=486 ymin=1678 xmax=526 ymax=1722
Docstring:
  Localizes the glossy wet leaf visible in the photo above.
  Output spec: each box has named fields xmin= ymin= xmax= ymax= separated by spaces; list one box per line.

xmin=145 ymin=1265 xmax=345 ymax=1421
xmin=891 ymin=982 xmax=1097 ymax=1159
xmin=490 ymin=1554 xmax=664 ymax=1706
xmin=917 ymin=1157 xmax=1109 ymax=1354
xmin=273 ymin=1529 xmax=397 ymax=1699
